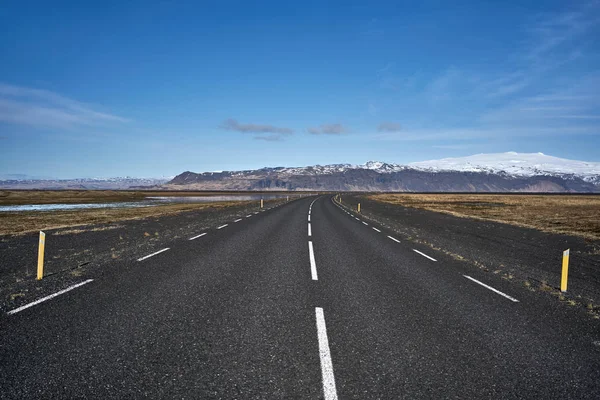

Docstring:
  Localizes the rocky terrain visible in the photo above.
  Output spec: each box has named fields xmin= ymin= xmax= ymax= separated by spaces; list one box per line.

xmin=164 ymin=153 xmax=600 ymax=192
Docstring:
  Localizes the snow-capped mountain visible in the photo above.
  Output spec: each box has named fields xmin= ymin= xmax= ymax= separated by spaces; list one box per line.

xmin=3 ymin=152 xmax=598 ymax=192
xmin=166 ymin=152 xmax=600 ymax=192
xmin=409 ymin=152 xmax=600 ymax=183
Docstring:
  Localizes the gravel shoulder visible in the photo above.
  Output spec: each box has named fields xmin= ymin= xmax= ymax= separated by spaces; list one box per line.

xmin=340 ymin=194 xmax=600 ymax=318
xmin=0 ymin=198 xmax=289 ymax=314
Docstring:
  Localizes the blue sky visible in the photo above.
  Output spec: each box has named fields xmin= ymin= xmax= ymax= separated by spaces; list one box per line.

xmin=1 ymin=0 xmax=599 ymax=178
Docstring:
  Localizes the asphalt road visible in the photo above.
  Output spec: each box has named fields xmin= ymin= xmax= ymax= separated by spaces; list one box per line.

xmin=1 ymin=196 xmax=599 ymax=399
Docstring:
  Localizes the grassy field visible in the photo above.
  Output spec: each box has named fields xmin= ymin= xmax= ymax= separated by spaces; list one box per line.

xmin=0 ymin=201 xmax=254 ymax=236
xmin=369 ymin=194 xmax=600 ymax=240
xmin=0 ymin=190 xmax=305 ymax=236
xmin=0 ymin=190 xmax=297 ymax=206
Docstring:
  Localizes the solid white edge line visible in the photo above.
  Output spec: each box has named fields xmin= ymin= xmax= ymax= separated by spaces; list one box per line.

xmin=315 ymin=307 xmax=338 ymax=400
xmin=413 ymin=249 xmax=437 ymax=262
xmin=372 ymin=227 xmax=381 ymax=232
xmin=463 ymin=275 xmax=519 ymax=302
xmin=234 ymin=218 xmax=242 ymax=222
xmin=189 ymin=232 xmax=207 ymax=240
xmin=387 ymin=235 xmax=400 ymax=243
xmin=308 ymin=241 xmax=318 ymax=280
xmin=217 ymin=224 xmax=228 ymax=229
xmin=308 ymin=223 xmax=312 ymax=237
xmin=137 ymin=247 xmax=170 ymax=261
xmin=8 ymin=279 xmax=94 ymax=315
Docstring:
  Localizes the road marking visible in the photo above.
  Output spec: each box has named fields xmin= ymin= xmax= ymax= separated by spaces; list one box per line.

xmin=463 ymin=275 xmax=519 ymax=302
xmin=217 ymin=224 xmax=228 ymax=229
xmin=413 ymin=249 xmax=437 ymax=262
xmin=137 ymin=248 xmax=170 ymax=261
xmin=309 ymin=241 xmax=318 ymax=280
xmin=362 ymin=221 xmax=368 ymax=226
xmin=387 ymin=235 xmax=400 ymax=243
xmin=7 ymin=279 xmax=94 ymax=316
xmin=234 ymin=218 xmax=242 ymax=222
xmin=308 ymin=223 xmax=312 ymax=237
xmin=372 ymin=227 xmax=381 ymax=232
xmin=308 ymin=215 xmax=311 ymax=222
xmin=246 ymin=215 xmax=252 ymax=218
xmin=189 ymin=233 xmax=207 ymax=240
xmin=354 ymin=217 xmax=359 ymax=221
xmin=254 ymin=212 xmax=259 ymax=214
xmin=315 ymin=307 xmax=338 ymax=400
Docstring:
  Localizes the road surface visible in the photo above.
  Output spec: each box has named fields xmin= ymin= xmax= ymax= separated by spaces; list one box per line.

xmin=1 ymin=196 xmax=599 ymax=399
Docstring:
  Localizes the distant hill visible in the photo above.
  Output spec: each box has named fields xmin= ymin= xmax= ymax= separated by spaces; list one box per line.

xmin=0 ymin=177 xmax=170 ymax=190
xmin=3 ymin=153 xmax=598 ymax=192
xmin=164 ymin=153 xmax=600 ymax=192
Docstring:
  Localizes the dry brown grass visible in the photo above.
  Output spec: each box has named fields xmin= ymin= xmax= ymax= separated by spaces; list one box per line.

xmin=369 ymin=194 xmax=600 ymax=240
xmin=0 ymin=190 xmax=289 ymax=206
xmin=0 ymin=202 xmax=250 ymax=236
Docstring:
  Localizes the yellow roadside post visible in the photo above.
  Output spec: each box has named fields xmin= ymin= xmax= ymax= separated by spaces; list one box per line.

xmin=561 ymin=249 xmax=570 ymax=292
xmin=358 ymin=203 xmax=361 ymax=213
xmin=260 ymin=198 xmax=264 ymax=209
xmin=37 ymin=231 xmax=46 ymax=280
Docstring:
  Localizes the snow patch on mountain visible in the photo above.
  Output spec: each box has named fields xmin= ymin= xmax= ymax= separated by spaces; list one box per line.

xmin=409 ymin=152 xmax=600 ymax=182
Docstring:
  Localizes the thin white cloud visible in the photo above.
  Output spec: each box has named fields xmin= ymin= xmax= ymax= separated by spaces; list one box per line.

xmin=0 ymin=83 xmax=129 ymax=129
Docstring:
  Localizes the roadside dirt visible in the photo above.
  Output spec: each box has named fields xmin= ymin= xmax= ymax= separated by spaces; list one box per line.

xmin=340 ymin=194 xmax=600 ymax=319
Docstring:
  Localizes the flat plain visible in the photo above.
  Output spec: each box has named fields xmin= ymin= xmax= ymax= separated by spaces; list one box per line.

xmin=370 ymin=193 xmax=600 ymax=240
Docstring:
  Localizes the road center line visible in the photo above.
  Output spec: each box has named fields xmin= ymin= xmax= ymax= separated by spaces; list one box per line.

xmin=7 ymin=279 xmax=94 ymax=316
xmin=137 ymin=247 xmax=170 ymax=261
xmin=372 ymin=227 xmax=381 ymax=232
xmin=463 ymin=275 xmax=519 ymax=302
xmin=413 ymin=249 xmax=437 ymax=262
xmin=387 ymin=235 xmax=401 ymax=243
xmin=217 ymin=224 xmax=228 ymax=229
xmin=315 ymin=307 xmax=339 ymax=400
xmin=234 ymin=218 xmax=242 ymax=222
xmin=189 ymin=233 xmax=207 ymax=240
xmin=308 ymin=223 xmax=312 ymax=237
xmin=308 ymin=241 xmax=318 ymax=280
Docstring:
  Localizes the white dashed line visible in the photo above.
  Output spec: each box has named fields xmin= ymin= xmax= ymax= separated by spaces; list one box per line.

xmin=246 ymin=215 xmax=252 ymax=218
xmin=315 ymin=307 xmax=338 ymax=400
xmin=217 ymin=224 xmax=228 ymax=230
xmin=463 ymin=275 xmax=519 ymax=302
xmin=354 ymin=217 xmax=360 ymax=221
xmin=189 ymin=233 xmax=207 ymax=240
xmin=234 ymin=218 xmax=242 ymax=223
xmin=7 ymin=279 xmax=94 ymax=316
xmin=308 ymin=241 xmax=318 ymax=280
xmin=308 ymin=215 xmax=311 ymax=222
xmin=137 ymin=248 xmax=170 ymax=261
xmin=413 ymin=249 xmax=437 ymax=262
xmin=372 ymin=227 xmax=381 ymax=232
xmin=362 ymin=221 xmax=368 ymax=226
xmin=308 ymin=223 xmax=312 ymax=237
xmin=387 ymin=235 xmax=401 ymax=243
